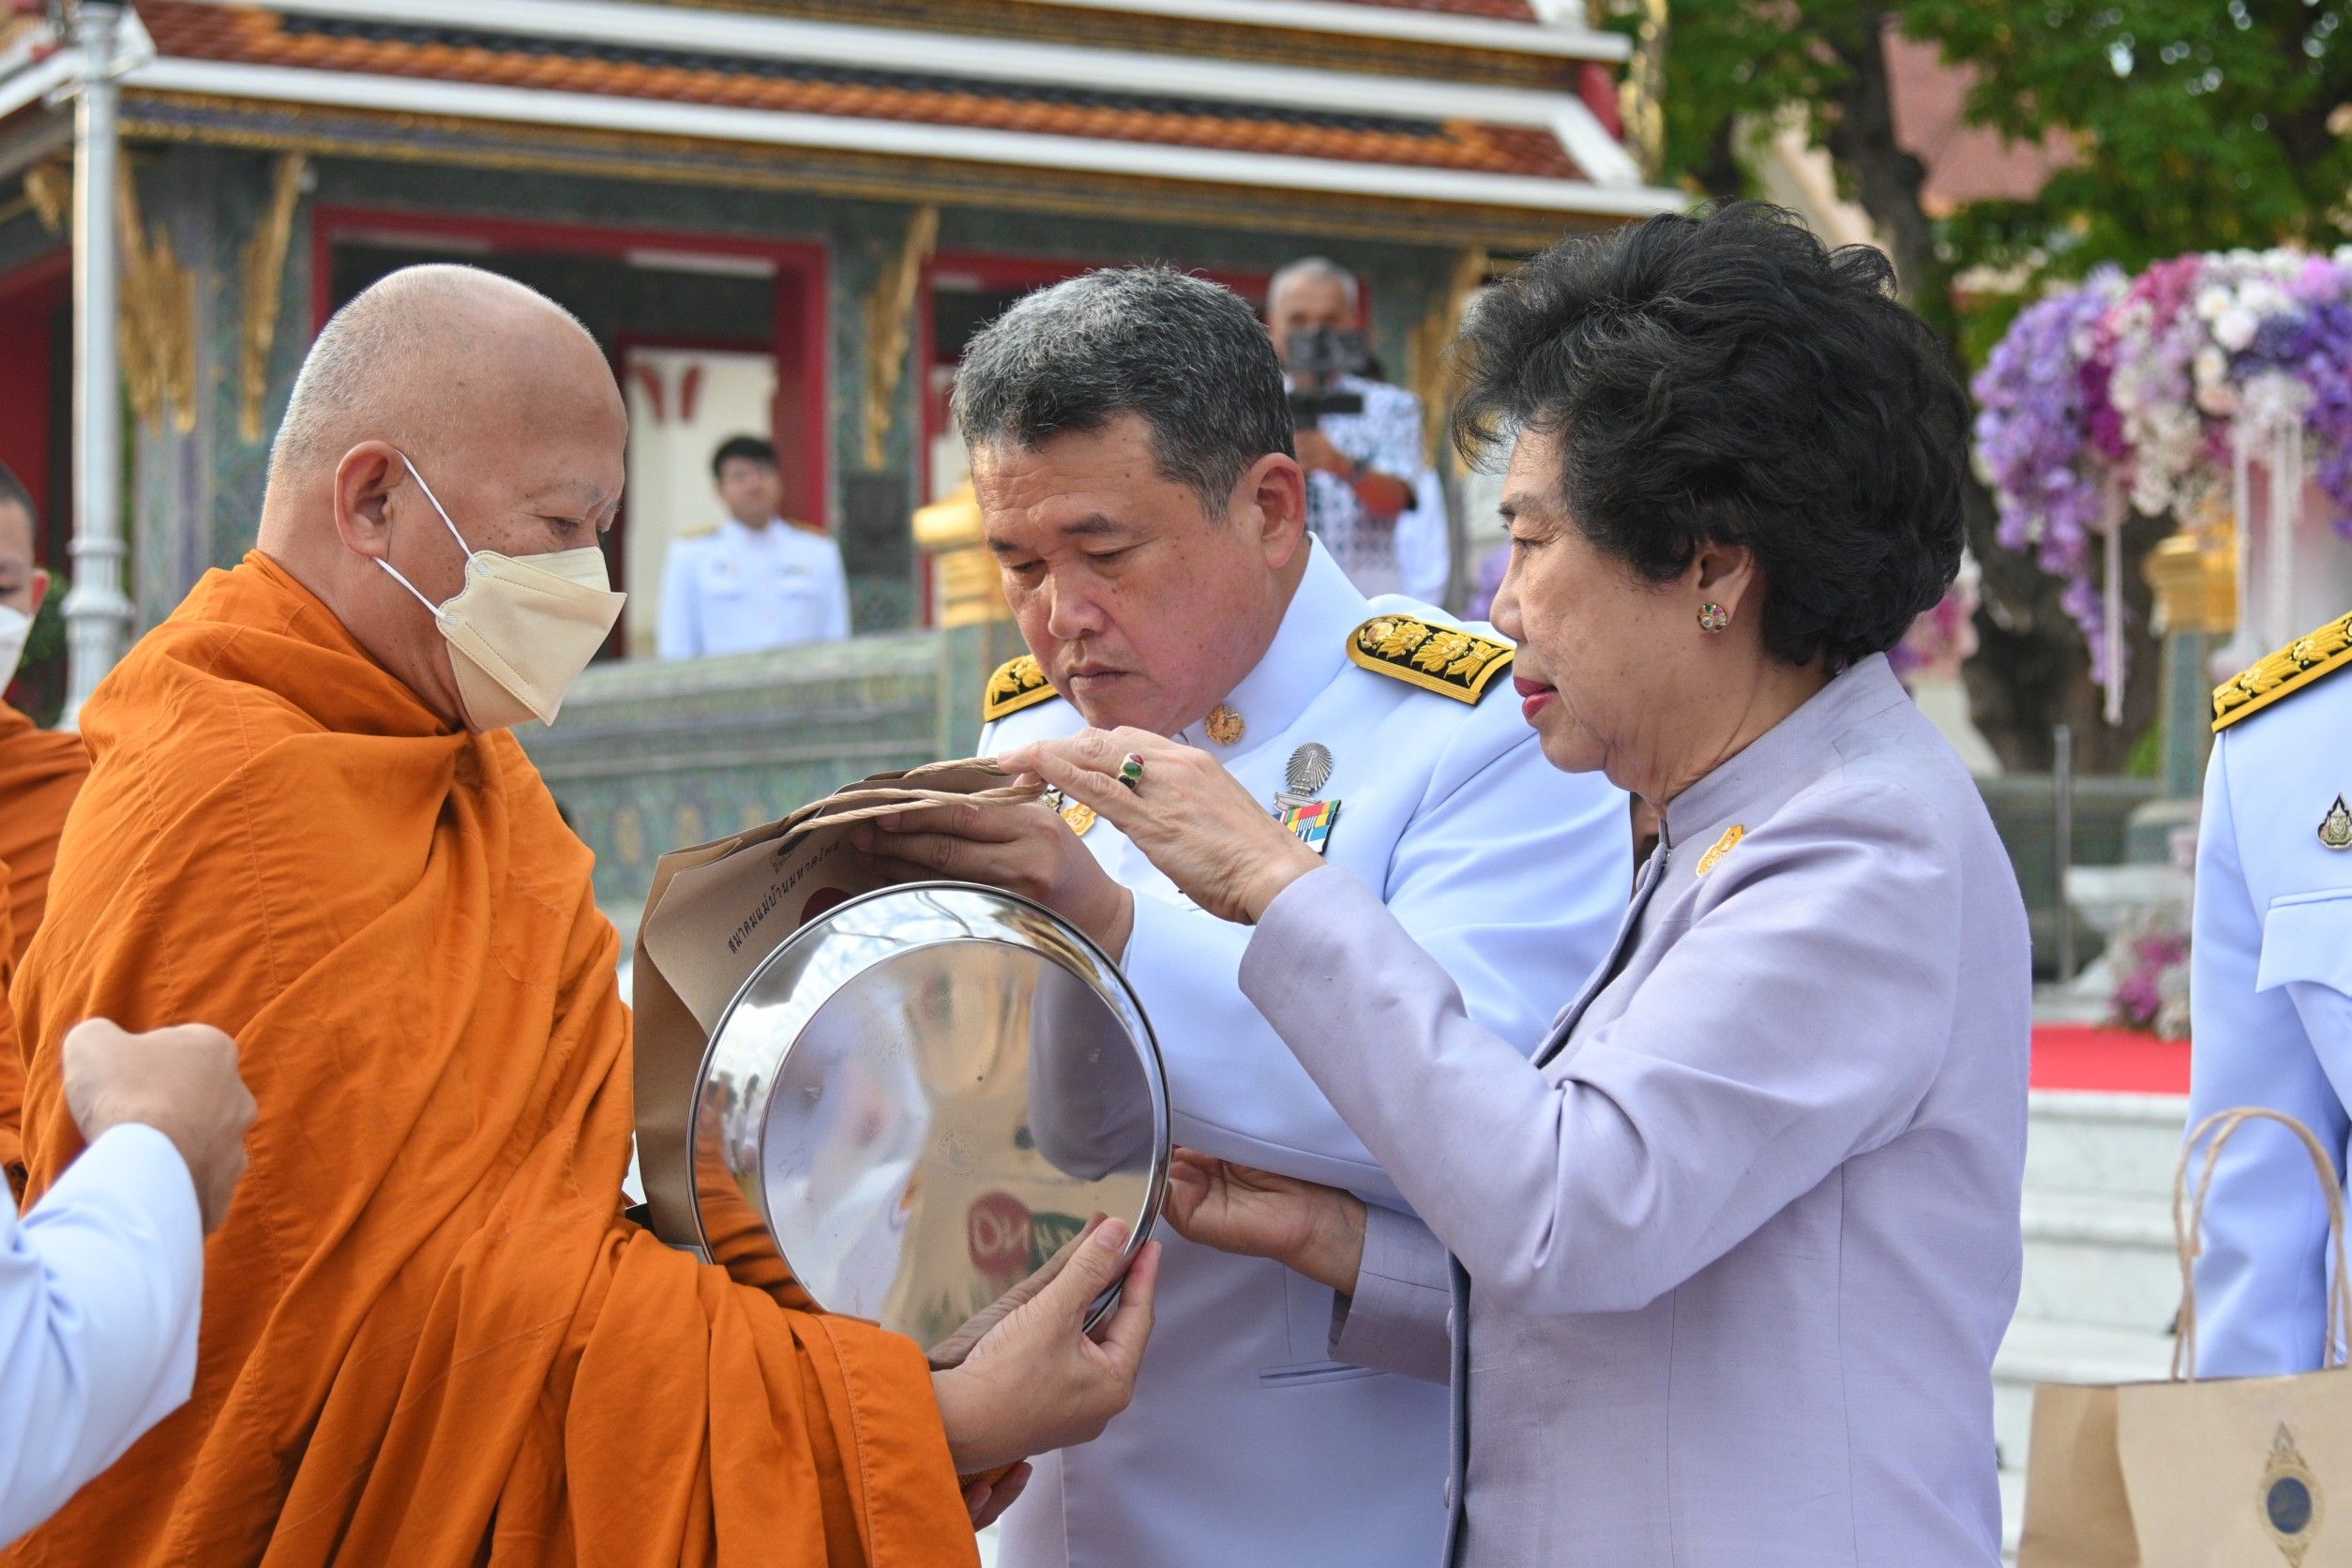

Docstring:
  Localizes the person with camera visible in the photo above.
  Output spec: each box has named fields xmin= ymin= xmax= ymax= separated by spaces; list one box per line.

xmin=1271 ymin=258 xmax=1430 ymax=598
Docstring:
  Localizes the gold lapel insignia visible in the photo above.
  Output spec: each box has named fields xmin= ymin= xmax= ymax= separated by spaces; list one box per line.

xmin=1696 ymin=824 xmax=1745 ymax=876
xmin=983 ymin=655 xmax=1061 ymax=721
xmin=2214 ymin=609 xmax=2352 ymax=732
xmin=2259 ymin=1423 xmax=2322 ymax=1564
xmin=1346 ymin=616 xmax=1515 ymax=703
xmin=2321 ymin=796 xmax=2352 ymax=851
xmin=1206 ymin=703 xmax=1245 ymax=746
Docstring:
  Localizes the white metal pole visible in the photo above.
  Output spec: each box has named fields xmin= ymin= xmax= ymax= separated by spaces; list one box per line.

xmin=60 ymin=0 xmax=130 ymax=731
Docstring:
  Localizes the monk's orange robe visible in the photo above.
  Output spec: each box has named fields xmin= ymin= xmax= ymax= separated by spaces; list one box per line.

xmin=8 ymin=552 xmax=972 ymax=1566
xmin=0 ymin=703 xmax=88 ymax=1176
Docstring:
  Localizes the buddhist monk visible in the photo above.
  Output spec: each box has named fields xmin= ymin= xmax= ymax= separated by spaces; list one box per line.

xmin=0 ymin=465 xmax=88 ymax=1179
xmin=6 ymin=264 xmax=1158 ymax=1566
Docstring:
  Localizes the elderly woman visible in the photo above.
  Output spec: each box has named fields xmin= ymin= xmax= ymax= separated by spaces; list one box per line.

xmin=1002 ymin=204 xmax=2029 ymax=1567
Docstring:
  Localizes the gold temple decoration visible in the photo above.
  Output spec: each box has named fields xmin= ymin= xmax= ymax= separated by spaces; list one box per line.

xmin=115 ymin=168 xmax=197 ymax=434
xmin=23 ymin=159 xmax=70 ymax=234
xmin=861 ymin=203 xmax=939 ymax=468
xmin=912 ymin=480 xmax=1013 ymax=629
xmin=2145 ymin=525 xmax=2239 ymax=638
xmin=1616 ymin=0 xmax=1670 ymax=184
xmin=1405 ymin=247 xmax=1489 ymax=463
xmin=237 ymin=153 xmax=308 ymax=443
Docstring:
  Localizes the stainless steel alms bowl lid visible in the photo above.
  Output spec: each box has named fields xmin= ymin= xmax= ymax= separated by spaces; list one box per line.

xmin=688 ymin=881 xmax=1168 ymax=1347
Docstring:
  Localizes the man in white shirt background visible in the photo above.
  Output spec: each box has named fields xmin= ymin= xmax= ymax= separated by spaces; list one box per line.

xmin=1268 ymin=259 xmax=1446 ymax=602
xmin=656 ymin=435 xmax=852 ymax=659
xmin=0 ymin=1018 xmax=253 ymax=1543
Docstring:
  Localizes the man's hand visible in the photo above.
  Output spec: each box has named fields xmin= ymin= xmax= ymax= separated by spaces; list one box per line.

xmin=995 ymin=729 xmax=1324 ymax=926
xmin=1163 ymin=1149 xmax=1365 ymax=1295
xmin=929 ymin=1216 xmax=1162 ymax=1475
xmin=61 ymin=1019 xmax=256 ymax=1233
xmin=852 ymin=797 xmax=1135 ymax=957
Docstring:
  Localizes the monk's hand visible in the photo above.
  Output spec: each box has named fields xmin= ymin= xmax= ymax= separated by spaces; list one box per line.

xmin=963 ymin=1461 xmax=1032 ymax=1529
xmin=852 ymin=797 xmax=1135 ymax=957
xmin=928 ymin=1214 xmax=1107 ymax=1371
xmin=60 ymin=1018 xmax=257 ymax=1234
xmin=1164 ymin=1148 xmax=1366 ymax=1295
xmin=930 ymin=1216 xmax=1162 ymax=1475
xmin=996 ymin=729 xmax=1323 ymax=925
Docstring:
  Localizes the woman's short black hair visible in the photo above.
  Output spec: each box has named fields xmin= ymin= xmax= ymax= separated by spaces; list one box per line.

xmin=1453 ymin=202 xmax=1968 ymax=670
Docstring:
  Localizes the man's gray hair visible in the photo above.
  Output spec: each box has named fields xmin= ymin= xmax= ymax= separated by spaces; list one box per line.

xmin=1269 ymin=256 xmax=1360 ymax=314
xmin=952 ymin=266 xmax=1294 ymax=517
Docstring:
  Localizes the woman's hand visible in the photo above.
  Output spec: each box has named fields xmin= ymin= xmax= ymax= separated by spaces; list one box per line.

xmin=928 ymin=1217 xmax=1162 ymax=1475
xmin=852 ymin=796 xmax=1136 ymax=957
xmin=1163 ymin=1149 xmax=1366 ymax=1296
xmin=994 ymin=729 xmax=1326 ymax=926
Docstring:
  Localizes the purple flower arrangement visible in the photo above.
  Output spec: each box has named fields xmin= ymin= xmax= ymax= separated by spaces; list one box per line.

xmin=2109 ymin=926 xmax=2191 ymax=1041
xmin=1972 ymin=248 xmax=2352 ymax=688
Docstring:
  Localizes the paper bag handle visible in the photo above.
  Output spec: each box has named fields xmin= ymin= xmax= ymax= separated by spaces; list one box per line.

xmin=2172 ymin=1106 xmax=2352 ymax=1381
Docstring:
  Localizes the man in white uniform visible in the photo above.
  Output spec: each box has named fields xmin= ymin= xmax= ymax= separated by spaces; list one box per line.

xmin=0 ymin=1018 xmax=253 ymax=1542
xmin=656 ymin=435 xmax=850 ymax=658
xmin=2188 ymin=609 xmax=2352 ymax=1373
xmin=858 ymin=267 xmax=1626 ymax=1566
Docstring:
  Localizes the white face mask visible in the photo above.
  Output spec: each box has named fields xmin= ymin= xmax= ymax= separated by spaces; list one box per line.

xmin=0 ymin=604 xmax=28 ymax=693
xmin=375 ymin=456 xmax=626 ymax=731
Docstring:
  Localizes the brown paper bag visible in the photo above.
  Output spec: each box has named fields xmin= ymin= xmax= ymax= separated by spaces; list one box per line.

xmin=628 ymin=759 xmax=1041 ymax=1243
xmin=2018 ymin=1108 xmax=2352 ymax=1567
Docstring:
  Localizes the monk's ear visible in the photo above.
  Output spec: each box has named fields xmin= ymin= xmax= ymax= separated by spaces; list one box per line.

xmin=331 ymin=443 xmax=406 ymax=562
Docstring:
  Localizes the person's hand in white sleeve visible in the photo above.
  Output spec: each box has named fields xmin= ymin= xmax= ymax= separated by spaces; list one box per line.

xmin=0 ymin=1020 xmax=255 ymax=1543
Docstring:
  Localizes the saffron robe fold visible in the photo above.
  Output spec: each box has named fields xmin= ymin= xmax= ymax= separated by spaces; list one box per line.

xmin=6 ymin=552 xmax=972 ymax=1566
xmin=0 ymin=704 xmax=88 ymax=1177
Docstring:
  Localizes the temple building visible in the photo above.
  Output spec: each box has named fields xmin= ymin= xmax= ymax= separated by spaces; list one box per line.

xmin=0 ymin=0 xmax=1675 ymax=905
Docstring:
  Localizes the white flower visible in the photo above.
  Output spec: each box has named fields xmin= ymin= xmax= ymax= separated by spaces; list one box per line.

xmin=2213 ymin=308 xmax=2259 ymax=353
xmin=2239 ymin=280 xmax=2290 ymax=320
xmin=2195 ymin=287 xmax=2232 ymax=322
xmin=2194 ymin=344 xmax=2227 ymax=386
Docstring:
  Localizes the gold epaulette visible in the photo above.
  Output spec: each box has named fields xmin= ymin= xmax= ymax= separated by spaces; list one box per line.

xmin=680 ymin=521 xmax=718 ymax=540
xmin=2213 ymin=610 xmax=2352 ymax=732
xmin=1346 ymin=615 xmax=1515 ymax=703
xmin=983 ymin=655 xmax=1061 ymax=721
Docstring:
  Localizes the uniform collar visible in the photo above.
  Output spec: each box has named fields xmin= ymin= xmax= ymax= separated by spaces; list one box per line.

xmin=1176 ymin=540 xmax=1365 ymax=759
xmin=721 ymin=515 xmax=785 ymax=541
xmin=1659 ymin=654 xmax=1909 ymax=851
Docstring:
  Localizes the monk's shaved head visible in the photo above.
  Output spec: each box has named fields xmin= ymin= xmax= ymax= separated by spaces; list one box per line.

xmin=267 ymin=264 xmax=600 ymax=494
xmin=258 ymin=264 xmax=626 ymax=729
xmin=0 ymin=460 xmax=47 ymax=623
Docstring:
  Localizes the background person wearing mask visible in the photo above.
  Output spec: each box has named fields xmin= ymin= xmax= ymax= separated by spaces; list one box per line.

xmin=656 ymin=435 xmax=852 ymax=658
xmin=0 ymin=1018 xmax=255 ymax=1545
xmin=1269 ymin=257 xmax=1434 ymax=600
xmin=0 ymin=466 xmax=88 ymax=1178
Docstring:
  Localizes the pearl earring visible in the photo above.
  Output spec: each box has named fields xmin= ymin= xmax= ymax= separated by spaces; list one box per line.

xmin=1697 ymin=602 xmax=1731 ymax=634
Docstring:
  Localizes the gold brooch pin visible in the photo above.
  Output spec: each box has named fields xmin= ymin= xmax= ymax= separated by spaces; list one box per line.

xmin=1696 ymin=824 xmax=1744 ymax=876
xmin=1206 ymin=703 xmax=1245 ymax=746
xmin=2322 ymin=796 xmax=2352 ymax=852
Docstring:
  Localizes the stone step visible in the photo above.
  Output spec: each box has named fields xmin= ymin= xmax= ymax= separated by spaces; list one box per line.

xmin=2017 ymin=1189 xmax=2183 ymax=1334
xmin=2022 ymin=1089 xmax=2188 ymax=1200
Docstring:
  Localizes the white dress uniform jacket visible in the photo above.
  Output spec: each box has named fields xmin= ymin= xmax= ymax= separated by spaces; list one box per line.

xmin=0 ymin=1124 xmax=204 ymax=1543
xmin=1297 ymin=376 xmax=1426 ymax=600
xmin=981 ymin=542 xmax=1627 ymax=1567
xmin=2191 ymin=611 xmax=2352 ymax=1375
xmin=656 ymin=517 xmax=851 ymax=659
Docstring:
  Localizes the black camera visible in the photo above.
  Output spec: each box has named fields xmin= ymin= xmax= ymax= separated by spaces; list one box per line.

xmin=1286 ymin=327 xmax=1370 ymax=430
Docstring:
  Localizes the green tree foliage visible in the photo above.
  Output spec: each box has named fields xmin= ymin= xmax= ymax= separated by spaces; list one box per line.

xmin=1624 ymin=0 xmax=2351 ymax=768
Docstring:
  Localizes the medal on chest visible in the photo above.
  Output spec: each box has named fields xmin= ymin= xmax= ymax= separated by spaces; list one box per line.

xmin=2321 ymin=795 xmax=2352 ymax=851
xmin=1274 ymin=743 xmax=1341 ymax=857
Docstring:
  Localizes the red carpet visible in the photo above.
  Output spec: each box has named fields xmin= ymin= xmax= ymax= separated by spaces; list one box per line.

xmin=2030 ymin=1024 xmax=2191 ymax=1095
